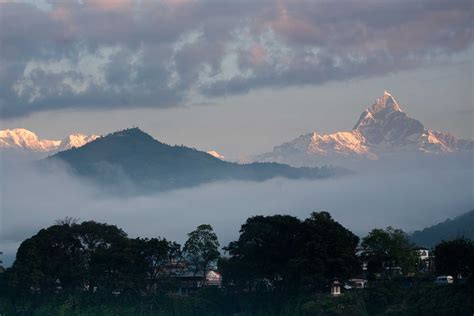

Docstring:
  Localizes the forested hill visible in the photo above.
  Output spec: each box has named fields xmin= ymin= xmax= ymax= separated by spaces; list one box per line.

xmin=411 ymin=210 xmax=474 ymax=248
xmin=48 ymin=128 xmax=345 ymax=192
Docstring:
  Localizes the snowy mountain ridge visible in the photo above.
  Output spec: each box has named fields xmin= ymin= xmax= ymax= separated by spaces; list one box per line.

xmin=256 ymin=91 xmax=474 ymax=166
xmin=0 ymin=128 xmax=98 ymax=153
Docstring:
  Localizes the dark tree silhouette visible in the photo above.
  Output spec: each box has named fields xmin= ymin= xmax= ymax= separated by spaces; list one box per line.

xmin=434 ymin=238 xmax=474 ymax=281
xmin=183 ymin=224 xmax=220 ymax=282
xmin=223 ymin=212 xmax=360 ymax=293
xmin=9 ymin=221 xmax=180 ymax=296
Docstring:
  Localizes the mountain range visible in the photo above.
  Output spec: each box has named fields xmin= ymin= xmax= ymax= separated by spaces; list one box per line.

xmin=256 ymin=91 xmax=474 ymax=167
xmin=0 ymin=128 xmax=98 ymax=153
xmin=47 ymin=128 xmax=343 ymax=192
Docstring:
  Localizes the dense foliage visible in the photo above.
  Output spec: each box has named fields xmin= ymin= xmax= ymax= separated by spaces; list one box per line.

xmin=1 ymin=213 xmax=473 ymax=315
xmin=183 ymin=224 xmax=220 ymax=279
xmin=5 ymin=221 xmax=179 ymax=297
xmin=222 ymin=212 xmax=360 ymax=293
xmin=434 ymin=238 xmax=474 ymax=281
xmin=360 ymin=227 xmax=416 ymax=279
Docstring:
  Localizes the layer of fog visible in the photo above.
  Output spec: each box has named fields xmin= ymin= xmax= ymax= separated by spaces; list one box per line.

xmin=1 ymin=154 xmax=473 ymax=266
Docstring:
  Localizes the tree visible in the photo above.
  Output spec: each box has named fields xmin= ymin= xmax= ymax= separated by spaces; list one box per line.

xmin=434 ymin=238 xmax=474 ymax=281
xmin=183 ymin=224 xmax=220 ymax=282
xmin=10 ymin=224 xmax=85 ymax=293
xmin=127 ymin=238 xmax=181 ymax=295
xmin=361 ymin=227 xmax=416 ymax=279
xmin=54 ymin=216 xmax=79 ymax=226
xmin=223 ymin=212 xmax=360 ymax=293
xmin=10 ymin=221 xmax=128 ymax=294
xmin=224 ymin=215 xmax=302 ymax=292
xmin=9 ymin=220 xmax=184 ymax=297
xmin=298 ymin=212 xmax=360 ymax=289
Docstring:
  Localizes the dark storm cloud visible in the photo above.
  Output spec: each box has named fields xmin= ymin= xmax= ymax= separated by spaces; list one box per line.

xmin=0 ymin=0 xmax=472 ymax=117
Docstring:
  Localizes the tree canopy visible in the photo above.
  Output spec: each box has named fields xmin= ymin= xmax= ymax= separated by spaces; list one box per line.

xmin=434 ymin=238 xmax=474 ymax=281
xmin=222 ymin=212 xmax=360 ymax=293
xmin=2 ymin=213 xmax=474 ymax=315
xmin=183 ymin=224 xmax=220 ymax=280
xmin=8 ymin=220 xmax=180 ymax=296
xmin=360 ymin=227 xmax=416 ymax=279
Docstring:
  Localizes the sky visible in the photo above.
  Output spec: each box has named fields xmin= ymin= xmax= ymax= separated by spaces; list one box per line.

xmin=0 ymin=0 xmax=473 ymax=159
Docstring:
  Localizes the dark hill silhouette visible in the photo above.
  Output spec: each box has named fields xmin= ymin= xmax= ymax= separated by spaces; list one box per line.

xmin=411 ymin=210 xmax=474 ymax=248
xmin=48 ymin=128 xmax=345 ymax=192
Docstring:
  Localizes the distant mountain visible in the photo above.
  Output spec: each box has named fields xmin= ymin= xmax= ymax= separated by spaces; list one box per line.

xmin=411 ymin=210 xmax=474 ymax=248
xmin=206 ymin=150 xmax=225 ymax=160
xmin=256 ymin=91 xmax=474 ymax=167
xmin=48 ymin=128 xmax=345 ymax=192
xmin=0 ymin=128 xmax=98 ymax=153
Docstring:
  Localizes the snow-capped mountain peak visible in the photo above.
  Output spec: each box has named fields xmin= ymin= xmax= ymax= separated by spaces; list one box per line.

xmin=354 ymin=91 xmax=402 ymax=128
xmin=369 ymin=90 xmax=402 ymax=114
xmin=0 ymin=128 xmax=98 ymax=153
xmin=58 ymin=134 xmax=99 ymax=151
xmin=206 ymin=150 xmax=225 ymax=160
xmin=353 ymin=92 xmax=423 ymax=145
xmin=256 ymin=91 xmax=473 ymax=167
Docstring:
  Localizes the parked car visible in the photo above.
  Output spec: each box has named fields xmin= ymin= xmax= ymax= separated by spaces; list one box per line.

xmin=434 ymin=275 xmax=454 ymax=285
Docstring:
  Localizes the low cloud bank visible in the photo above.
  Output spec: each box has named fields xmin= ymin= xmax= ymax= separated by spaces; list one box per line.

xmin=1 ymin=154 xmax=472 ymax=266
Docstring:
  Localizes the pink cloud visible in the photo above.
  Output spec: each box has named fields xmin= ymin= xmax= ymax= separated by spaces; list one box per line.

xmin=84 ymin=0 xmax=132 ymax=11
xmin=268 ymin=3 xmax=322 ymax=44
xmin=249 ymin=44 xmax=267 ymax=65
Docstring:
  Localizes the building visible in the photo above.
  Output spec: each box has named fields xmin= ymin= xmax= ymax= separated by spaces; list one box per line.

xmin=172 ymin=270 xmax=222 ymax=295
xmin=414 ymin=247 xmax=432 ymax=271
xmin=415 ymin=247 xmax=429 ymax=261
xmin=330 ymin=280 xmax=341 ymax=296
xmin=348 ymin=278 xmax=368 ymax=289
xmin=206 ymin=270 xmax=222 ymax=286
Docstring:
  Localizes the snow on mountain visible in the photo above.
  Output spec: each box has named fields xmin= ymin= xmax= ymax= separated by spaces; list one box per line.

xmin=206 ymin=150 xmax=225 ymax=160
xmin=256 ymin=91 xmax=474 ymax=166
xmin=57 ymin=134 xmax=99 ymax=151
xmin=0 ymin=128 xmax=60 ymax=152
xmin=0 ymin=128 xmax=98 ymax=153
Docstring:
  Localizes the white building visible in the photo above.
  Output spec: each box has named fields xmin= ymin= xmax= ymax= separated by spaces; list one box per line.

xmin=330 ymin=280 xmax=341 ymax=296
xmin=348 ymin=278 xmax=368 ymax=289
xmin=415 ymin=248 xmax=430 ymax=261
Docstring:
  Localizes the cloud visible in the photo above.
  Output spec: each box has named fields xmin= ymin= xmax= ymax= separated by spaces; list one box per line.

xmin=1 ymin=152 xmax=472 ymax=266
xmin=0 ymin=0 xmax=472 ymax=117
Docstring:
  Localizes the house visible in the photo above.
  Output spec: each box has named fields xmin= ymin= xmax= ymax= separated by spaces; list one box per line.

xmin=330 ymin=280 xmax=341 ymax=296
xmin=415 ymin=247 xmax=429 ymax=261
xmin=414 ymin=247 xmax=432 ymax=270
xmin=348 ymin=278 xmax=368 ymax=289
xmin=206 ymin=270 xmax=222 ymax=286
xmin=172 ymin=270 xmax=222 ymax=295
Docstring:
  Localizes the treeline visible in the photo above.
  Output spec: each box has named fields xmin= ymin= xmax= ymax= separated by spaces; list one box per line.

xmin=1 ymin=212 xmax=473 ymax=315
xmin=2 ymin=219 xmax=218 ymax=298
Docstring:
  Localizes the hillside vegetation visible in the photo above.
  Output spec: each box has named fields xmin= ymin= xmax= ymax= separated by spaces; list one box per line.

xmin=411 ymin=210 xmax=474 ymax=248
